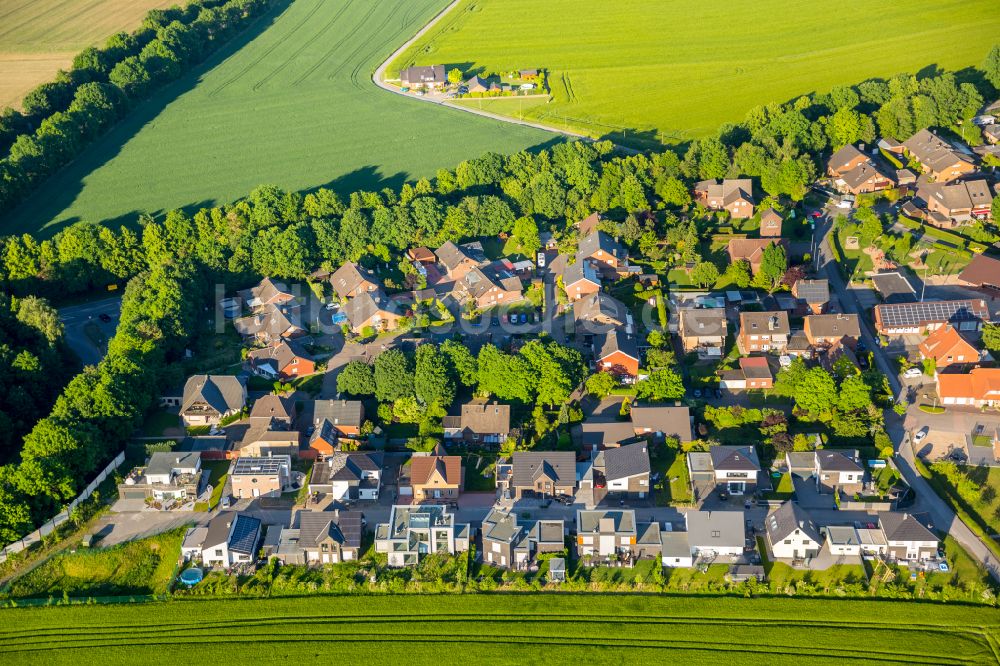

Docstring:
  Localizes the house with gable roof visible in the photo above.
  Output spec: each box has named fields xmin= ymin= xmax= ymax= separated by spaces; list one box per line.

xmin=510 ymin=451 xmax=576 ymax=500
xmin=694 ymin=179 xmax=755 ymax=218
xmin=918 ymin=324 xmax=981 ymax=368
xmin=481 ymin=507 xmax=564 ymax=570
xmin=766 ymin=501 xmax=823 ymax=560
xmin=409 ymin=444 xmax=463 ymax=504
xmin=297 ymin=509 xmax=364 ymax=564
xmin=180 ymin=374 xmax=247 ymax=426
xmin=330 ymin=261 xmax=381 ymax=300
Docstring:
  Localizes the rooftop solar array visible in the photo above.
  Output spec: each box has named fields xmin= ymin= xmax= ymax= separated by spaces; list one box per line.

xmin=233 ymin=456 xmax=286 ymax=475
xmin=228 ymin=515 xmax=261 ymax=554
xmin=876 ymin=300 xmax=987 ymax=328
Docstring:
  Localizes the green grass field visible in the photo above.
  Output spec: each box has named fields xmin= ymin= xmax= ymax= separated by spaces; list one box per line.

xmin=1 ymin=0 xmax=554 ymax=237
xmin=0 ymin=594 xmax=997 ymax=664
xmin=390 ymin=0 xmax=1000 ymax=147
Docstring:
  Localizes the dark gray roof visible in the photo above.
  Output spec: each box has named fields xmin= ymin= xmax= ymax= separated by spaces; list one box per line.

xmin=594 ymin=330 xmax=639 ymax=362
xmin=314 ymin=399 xmax=364 ymax=427
xmin=709 ymin=445 xmax=760 ymax=472
xmin=400 ymin=64 xmax=446 ymax=84
xmin=481 ymin=508 xmax=522 ymax=544
xmin=250 ymin=394 xmax=294 ymax=422
xmin=740 ymin=311 xmax=790 ymax=336
xmin=580 ymin=421 xmax=638 ymax=449
xmin=232 ymin=456 xmax=289 ymax=476
xmin=879 ymin=512 xmax=938 ymax=543
xmin=766 ymin=501 xmax=821 ymax=544
xmin=435 ymin=241 xmax=477 ymax=271
xmin=577 ymin=509 xmax=636 ymax=534
xmin=630 ymin=405 xmax=692 ymax=442
xmin=181 ymin=374 xmax=245 ymax=416
xmin=578 ymin=230 xmax=622 ymax=262
xmin=146 ymin=451 xmax=200 ymax=476
xmin=511 ymin=451 xmax=576 ymax=488
xmin=601 ymin=441 xmax=650 ymax=480
xmin=311 ymin=452 xmax=382 ymax=485
xmin=228 ymin=514 xmax=262 ymax=554
xmin=680 ymin=308 xmax=727 ymax=338
xmin=793 ymin=279 xmax=829 ymax=304
xmin=815 ymin=450 xmax=863 ymax=473
xmin=298 ymin=510 xmax=363 ymax=549
xmin=870 ymin=272 xmax=916 ymax=304
xmin=875 ymin=299 xmax=989 ymax=329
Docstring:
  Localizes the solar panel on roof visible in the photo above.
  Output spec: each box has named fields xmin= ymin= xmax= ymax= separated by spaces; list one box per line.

xmin=878 ymin=300 xmax=986 ymax=327
xmin=228 ymin=515 xmax=260 ymax=553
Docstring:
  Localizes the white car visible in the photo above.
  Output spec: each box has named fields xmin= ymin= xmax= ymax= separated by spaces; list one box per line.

xmin=913 ymin=427 xmax=929 ymax=445
xmin=903 ymin=367 xmax=923 ymax=379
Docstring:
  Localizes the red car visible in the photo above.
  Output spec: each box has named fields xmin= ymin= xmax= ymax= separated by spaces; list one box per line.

xmin=810 ymin=211 xmax=822 ymax=218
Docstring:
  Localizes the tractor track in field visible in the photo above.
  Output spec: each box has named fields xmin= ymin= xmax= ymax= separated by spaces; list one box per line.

xmin=291 ymin=0 xmax=380 ymax=86
xmin=209 ymin=0 xmax=321 ymax=97
xmin=345 ymin=1 xmax=408 ymax=91
xmin=337 ymin=6 xmax=397 ymax=88
xmin=250 ymin=0 xmax=358 ymax=92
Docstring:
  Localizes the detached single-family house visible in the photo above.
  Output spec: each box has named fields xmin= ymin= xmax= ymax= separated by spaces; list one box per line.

xmin=727 ymin=238 xmax=784 ymax=274
xmin=663 ymin=510 xmax=746 ymax=566
xmin=709 ymin=445 xmax=760 ymax=496
xmin=719 ymin=356 xmax=773 ymax=391
xmin=678 ymin=308 xmax=727 ymax=357
xmin=443 ymin=400 xmax=510 ymax=445
xmin=594 ymin=330 xmax=640 ymax=378
xmin=918 ymin=325 xmax=981 ymax=368
xmin=481 ymin=508 xmax=564 ymax=570
xmin=308 ymin=451 xmax=383 ymax=501
xmin=331 ymin=262 xmax=381 ymax=300
xmin=629 ymin=404 xmax=693 ymax=443
xmin=804 ymin=314 xmax=860 ymax=349
xmin=510 ymin=451 xmax=576 ymax=500
xmin=201 ymin=512 xmax=262 ymax=567
xmin=562 ymin=259 xmax=601 ymax=300
xmin=880 ymin=513 xmax=939 ymax=561
xmin=957 ymin=254 xmax=1000 ymax=291
xmin=342 ymin=289 xmax=402 ymax=334
xmin=241 ymin=277 xmax=295 ymax=310
xmin=246 ymin=340 xmax=315 ymax=381
xmin=791 ymin=279 xmax=829 ymax=314
xmin=297 ymin=510 xmax=364 ymax=564
xmin=580 ymin=420 xmax=640 ymax=452
xmin=594 ymin=441 xmax=651 ymax=499
xmin=766 ymin=501 xmax=823 ymax=560
xmin=576 ymin=509 xmax=661 ymax=562
xmin=900 ymin=129 xmax=976 ymax=182
xmin=874 ymin=299 xmax=989 ymax=335
xmin=826 ymin=144 xmax=871 ymax=177
xmin=694 ymin=179 xmax=755 ymax=218
xmin=180 ymin=374 xmax=247 ymax=426
xmin=914 ymin=179 xmax=993 ymax=228
xmin=435 ymin=241 xmax=482 ymax=280
xmin=578 ymin=230 xmax=623 ymax=270
xmin=737 ymin=311 xmax=790 ymax=354
xmin=827 ymin=145 xmax=895 ymax=195
xmin=455 ymin=262 xmax=523 ymax=310
xmin=409 ymin=445 xmax=463 ymax=504
xmin=814 ymin=450 xmax=864 ymax=495
xmin=464 ymin=75 xmax=489 ymax=93
xmin=309 ymin=399 xmax=365 ymax=457
xmin=234 ymin=428 xmax=299 ymax=458
xmin=118 ymin=451 xmax=202 ymax=502
xmin=936 ymin=368 xmax=1000 ymax=408
xmin=759 ymin=208 xmax=783 ymax=237
xmin=375 ymin=504 xmax=470 ymax=566
xmin=400 ymin=64 xmax=446 ymax=90
xmin=248 ymin=394 xmax=295 ymax=429
xmin=230 ymin=455 xmax=292 ymax=499
xmin=234 ymin=303 xmax=306 ymax=345
xmin=573 ymin=291 xmax=629 ymax=333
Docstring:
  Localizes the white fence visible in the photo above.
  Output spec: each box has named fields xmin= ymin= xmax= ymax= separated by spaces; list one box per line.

xmin=0 ymin=450 xmax=126 ymax=563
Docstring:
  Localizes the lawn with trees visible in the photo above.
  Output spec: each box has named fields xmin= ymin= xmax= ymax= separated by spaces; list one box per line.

xmin=389 ymin=0 xmax=1000 ymax=148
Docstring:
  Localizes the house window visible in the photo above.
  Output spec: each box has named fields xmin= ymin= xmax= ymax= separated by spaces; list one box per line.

xmin=215 ymin=549 xmax=223 ymax=556
xmin=712 ymin=531 xmax=720 ymax=538
xmin=784 ymin=539 xmax=791 ymax=544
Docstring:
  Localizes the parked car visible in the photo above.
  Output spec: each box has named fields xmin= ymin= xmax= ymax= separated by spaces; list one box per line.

xmin=912 ymin=427 xmax=929 ymax=445
xmin=903 ymin=367 xmax=923 ymax=379
xmin=221 ymin=494 xmax=232 ymax=509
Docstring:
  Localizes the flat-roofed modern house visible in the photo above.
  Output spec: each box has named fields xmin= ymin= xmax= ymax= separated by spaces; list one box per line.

xmin=874 ymin=299 xmax=990 ymax=335
xmin=575 ymin=509 xmax=661 ymax=562
xmin=118 ymin=452 xmax=203 ymax=502
xmin=375 ymin=504 xmax=470 ymax=566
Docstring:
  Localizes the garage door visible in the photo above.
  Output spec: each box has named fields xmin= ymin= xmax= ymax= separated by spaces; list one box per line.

xmin=120 ymin=489 xmax=147 ymax=500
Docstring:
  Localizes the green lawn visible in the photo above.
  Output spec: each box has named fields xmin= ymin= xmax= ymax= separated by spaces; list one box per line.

xmin=3 ymin=528 xmax=184 ymax=599
xmin=203 ymin=460 xmax=232 ymax=511
xmin=1 ymin=594 xmax=997 ymax=663
xmin=389 ymin=0 xmax=1000 ymax=148
xmin=461 ymin=452 xmax=496 ymax=492
xmin=2 ymin=0 xmax=554 ymax=237
xmin=139 ymin=409 xmax=179 ymax=437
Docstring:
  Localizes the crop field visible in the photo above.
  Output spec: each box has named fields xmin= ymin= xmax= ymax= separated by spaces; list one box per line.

xmin=390 ymin=0 xmax=1000 ymax=147
xmin=2 ymin=0 xmax=554 ymax=238
xmin=0 ymin=0 xmax=176 ymax=110
xmin=0 ymin=594 xmax=997 ymax=664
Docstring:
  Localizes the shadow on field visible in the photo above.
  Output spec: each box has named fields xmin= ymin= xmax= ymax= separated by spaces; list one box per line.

xmin=1 ymin=0 xmax=294 ymax=239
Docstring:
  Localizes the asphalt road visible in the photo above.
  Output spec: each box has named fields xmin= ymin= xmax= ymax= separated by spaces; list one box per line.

xmin=58 ymin=295 xmax=122 ymax=366
xmin=814 ymin=208 xmax=1000 ymax=582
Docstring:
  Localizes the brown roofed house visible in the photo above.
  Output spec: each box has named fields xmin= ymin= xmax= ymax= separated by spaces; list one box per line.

xmin=409 ymin=445 xmax=463 ymax=504
xmin=737 ymin=311 xmax=790 ymax=354
xmin=804 ymin=314 xmax=860 ymax=349
xmin=720 ymin=356 xmax=774 ymax=391
xmin=902 ymin=129 xmax=977 ymax=182
xmin=455 ymin=261 xmax=523 ymax=309
xmin=443 ymin=401 xmax=511 ymax=445
xmin=957 ymin=254 xmax=1000 ymax=291
xmin=246 ymin=340 xmax=315 ymax=382
xmin=694 ymin=179 xmax=755 ymax=218
xmin=827 ymin=145 xmax=895 ymax=195
xmin=435 ymin=241 xmax=481 ymax=279
xmin=407 ymin=247 xmax=437 ymax=265
xmin=578 ymin=230 xmax=623 ymax=270
xmin=918 ymin=325 xmax=981 ymax=368
xmin=573 ymin=291 xmax=629 ymax=333
xmin=342 ymin=289 xmax=402 ymax=334
xmin=826 ymin=144 xmax=870 ymax=177
xmin=180 ymin=374 xmax=247 ymax=427
xmin=330 ymin=261 xmax=381 ymax=299
xmin=759 ymin=208 xmax=783 ymax=237
xmin=915 ymin=179 xmax=994 ymax=229
xmin=400 ymin=65 xmax=446 ymax=89
xmin=577 ymin=212 xmax=602 ymax=238
xmin=248 ymin=394 xmax=295 ymax=429
xmin=234 ymin=303 xmax=306 ymax=345
xmin=241 ymin=277 xmax=295 ymax=310
xmin=727 ymin=238 xmax=784 ymax=274
xmin=629 ymin=404 xmax=693 ymax=443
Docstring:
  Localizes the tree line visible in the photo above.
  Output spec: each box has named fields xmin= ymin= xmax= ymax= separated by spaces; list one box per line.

xmin=0 ymin=0 xmax=273 ymax=214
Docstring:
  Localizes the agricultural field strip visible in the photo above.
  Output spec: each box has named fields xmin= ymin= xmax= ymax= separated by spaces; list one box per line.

xmin=0 ymin=613 xmax=992 ymax=663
